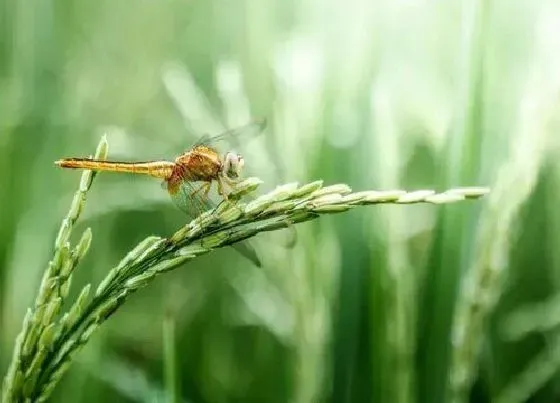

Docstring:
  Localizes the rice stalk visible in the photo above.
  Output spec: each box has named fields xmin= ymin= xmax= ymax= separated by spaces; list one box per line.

xmin=1 ymin=136 xmax=108 ymax=403
xmin=448 ymin=69 xmax=554 ymax=403
xmin=1 ymin=137 xmax=489 ymax=403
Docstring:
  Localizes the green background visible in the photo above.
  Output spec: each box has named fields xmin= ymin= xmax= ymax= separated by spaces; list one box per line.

xmin=2 ymin=1 xmax=560 ymax=402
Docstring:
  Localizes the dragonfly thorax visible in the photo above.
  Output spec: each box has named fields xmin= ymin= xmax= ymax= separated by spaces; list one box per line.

xmin=170 ymin=146 xmax=244 ymax=185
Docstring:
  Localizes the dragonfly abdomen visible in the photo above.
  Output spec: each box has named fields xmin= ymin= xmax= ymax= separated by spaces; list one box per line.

xmin=55 ymin=158 xmax=174 ymax=179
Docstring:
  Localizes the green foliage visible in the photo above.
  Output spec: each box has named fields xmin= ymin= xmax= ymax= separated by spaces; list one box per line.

xmin=3 ymin=136 xmax=486 ymax=402
xmin=1 ymin=1 xmax=560 ymax=402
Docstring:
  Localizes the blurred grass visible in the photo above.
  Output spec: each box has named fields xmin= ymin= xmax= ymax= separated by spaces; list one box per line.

xmin=2 ymin=0 xmax=560 ymax=402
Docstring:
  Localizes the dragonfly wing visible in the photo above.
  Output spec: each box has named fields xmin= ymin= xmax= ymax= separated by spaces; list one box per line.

xmin=166 ymin=180 xmax=262 ymax=267
xmin=167 ymin=179 xmax=213 ymax=218
xmin=193 ymin=119 xmax=267 ymax=148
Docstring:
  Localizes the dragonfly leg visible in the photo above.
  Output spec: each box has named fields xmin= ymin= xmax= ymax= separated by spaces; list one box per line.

xmin=190 ymin=182 xmax=211 ymax=198
xmin=217 ymin=177 xmax=230 ymax=201
xmin=203 ymin=183 xmax=211 ymax=198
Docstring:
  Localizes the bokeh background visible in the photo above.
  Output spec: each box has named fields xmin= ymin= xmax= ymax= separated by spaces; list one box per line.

xmin=2 ymin=0 xmax=560 ymax=402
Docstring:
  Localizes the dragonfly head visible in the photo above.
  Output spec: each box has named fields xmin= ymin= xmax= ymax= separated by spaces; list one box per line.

xmin=223 ymin=152 xmax=245 ymax=179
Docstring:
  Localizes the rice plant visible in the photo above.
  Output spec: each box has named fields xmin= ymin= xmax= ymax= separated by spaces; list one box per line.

xmin=1 ymin=1 xmax=560 ymax=402
xmin=2 ymin=134 xmax=487 ymax=402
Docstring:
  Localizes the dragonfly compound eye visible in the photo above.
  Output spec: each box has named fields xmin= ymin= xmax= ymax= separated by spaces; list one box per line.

xmin=224 ymin=152 xmax=244 ymax=179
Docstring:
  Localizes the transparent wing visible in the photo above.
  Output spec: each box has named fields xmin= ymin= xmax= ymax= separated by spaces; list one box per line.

xmin=165 ymin=179 xmax=214 ymax=218
xmin=193 ymin=119 xmax=267 ymax=149
xmin=165 ymin=179 xmax=261 ymax=267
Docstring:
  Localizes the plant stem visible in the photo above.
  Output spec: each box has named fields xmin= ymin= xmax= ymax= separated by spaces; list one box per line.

xmin=1 ymin=140 xmax=489 ymax=403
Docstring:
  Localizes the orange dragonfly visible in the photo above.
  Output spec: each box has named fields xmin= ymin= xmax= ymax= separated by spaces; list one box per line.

xmin=55 ymin=119 xmax=267 ymax=266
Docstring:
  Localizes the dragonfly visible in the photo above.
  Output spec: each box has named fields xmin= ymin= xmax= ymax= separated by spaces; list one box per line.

xmin=55 ymin=119 xmax=267 ymax=266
